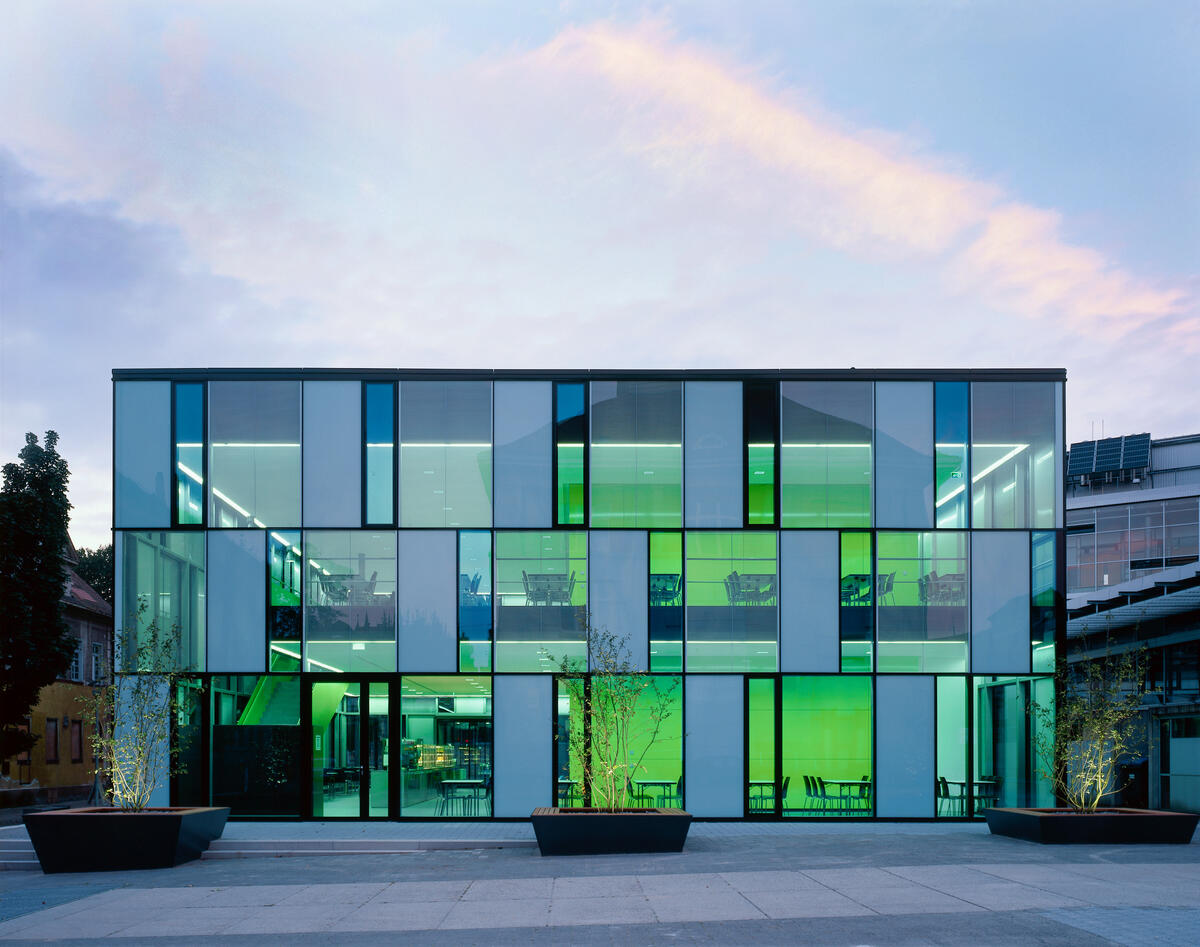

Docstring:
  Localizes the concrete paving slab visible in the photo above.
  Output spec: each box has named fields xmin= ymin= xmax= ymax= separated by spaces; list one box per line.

xmin=845 ymin=886 xmax=984 ymax=915
xmin=551 ymin=874 xmax=643 ymax=898
xmin=439 ymin=897 xmax=551 ymax=929
xmin=720 ymin=869 xmax=828 ymax=892
xmin=635 ymin=871 xmax=735 ymax=895
xmin=371 ymin=879 xmax=470 ymax=902
xmin=462 ymin=876 xmax=554 ymax=900
xmin=800 ymin=866 xmax=918 ymax=889
xmin=882 ymin=864 xmax=1007 ymax=887
xmin=945 ymin=882 xmax=1091 ymax=911
xmin=548 ymin=895 xmax=657 ymax=926
xmin=742 ymin=888 xmax=874 ymax=919
xmin=275 ymin=881 xmax=387 ymax=905
xmin=221 ymin=903 xmax=356 ymax=934
xmin=647 ymin=891 xmax=764 ymax=922
xmin=339 ymin=899 xmax=456 ymax=931
xmin=110 ymin=905 xmax=258 ymax=937
xmin=199 ymin=883 xmax=311 ymax=906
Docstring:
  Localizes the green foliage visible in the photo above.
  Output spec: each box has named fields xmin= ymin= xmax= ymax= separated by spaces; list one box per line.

xmin=78 ymin=611 xmax=195 ymax=811
xmin=1031 ymin=644 xmax=1145 ymax=812
xmin=0 ymin=432 xmax=75 ymax=761
xmin=554 ymin=624 xmax=679 ymax=812
xmin=75 ymin=543 xmax=114 ymax=606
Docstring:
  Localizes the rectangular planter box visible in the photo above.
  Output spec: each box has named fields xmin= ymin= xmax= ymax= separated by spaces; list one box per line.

xmin=531 ymin=807 xmax=693 ymax=856
xmin=985 ymin=807 xmax=1199 ymax=845
xmin=24 ymin=807 xmax=230 ymax=873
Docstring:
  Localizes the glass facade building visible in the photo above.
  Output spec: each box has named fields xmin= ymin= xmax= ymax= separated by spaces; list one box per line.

xmin=113 ymin=369 xmax=1065 ymax=820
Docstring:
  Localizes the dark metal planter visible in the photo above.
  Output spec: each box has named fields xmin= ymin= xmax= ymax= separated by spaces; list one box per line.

xmin=985 ymin=807 xmax=1199 ymax=845
xmin=24 ymin=806 xmax=230 ymax=873
xmin=531 ymin=807 xmax=692 ymax=856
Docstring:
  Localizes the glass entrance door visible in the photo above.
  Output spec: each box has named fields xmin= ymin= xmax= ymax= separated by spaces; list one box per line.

xmin=311 ymin=679 xmax=392 ymax=818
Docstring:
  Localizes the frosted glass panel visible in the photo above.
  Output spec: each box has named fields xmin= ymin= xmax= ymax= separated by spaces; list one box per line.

xmin=589 ymin=531 xmax=648 ymax=671
xmin=115 ymin=381 xmax=171 ymax=527
xmin=207 ymin=530 xmax=266 ymax=672
xmin=780 ymin=531 xmax=839 ymax=672
xmin=876 ymin=676 xmax=934 ymax=817
xmin=875 ymin=382 xmax=933 ymax=529
xmin=684 ymin=382 xmax=742 ymax=527
xmin=685 ymin=675 xmax=743 ymax=816
xmin=494 ymin=382 xmax=552 ymax=528
xmin=303 ymin=382 xmax=360 ymax=527
xmin=971 ymin=531 xmax=1031 ymax=674
xmin=397 ymin=530 xmax=457 ymax=672
xmin=493 ymin=675 xmax=552 ymax=816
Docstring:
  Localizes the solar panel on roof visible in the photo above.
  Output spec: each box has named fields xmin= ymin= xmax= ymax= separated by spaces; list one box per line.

xmin=1093 ymin=438 xmax=1124 ymax=473
xmin=1067 ymin=441 xmax=1096 ymax=476
xmin=1121 ymin=433 xmax=1151 ymax=469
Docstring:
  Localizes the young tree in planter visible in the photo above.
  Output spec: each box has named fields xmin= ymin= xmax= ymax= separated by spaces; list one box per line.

xmin=554 ymin=624 xmax=680 ymax=811
xmin=1030 ymin=643 xmax=1146 ymax=813
xmin=78 ymin=612 xmax=192 ymax=810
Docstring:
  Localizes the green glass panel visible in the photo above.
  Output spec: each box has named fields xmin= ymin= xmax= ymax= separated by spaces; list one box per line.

xmin=876 ymin=531 xmax=968 ymax=673
xmin=561 ymin=676 xmax=682 ymax=808
xmin=1031 ymin=531 xmax=1056 ymax=673
xmin=557 ymin=444 xmax=585 ymax=525
xmin=935 ymin=381 xmax=969 ymax=529
xmin=935 ymin=676 xmax=968 ymax=817
xmin=589 ymin=381 xmax=683 ymax=529
xmin=781 ymin=676 xmax=872 ymax=817
xmin=650 ymin=532 xmax=683 ymax=672
xmin=839 ymin=532 xmax=873 ymax=672
xmin=974 ymin=676 xmax=1054 ymax=812
xmin=368 ymin=683 xmax=389 ymax=817
xmin=400 ymin=676 xmax=493 ymax=817
xmin=311 ymin=681 xmax=357 ymax=818
xmin=494 ymin=531 xmax=587 ymax=672
xmin=747 ymin=678 xmax=776 ymax=813
xmin=685 ymin=532 xmax=777 ymax=672
xmin=780 ymin=382 xmax=873 ymax=529
xmin=747 ymin=444 xmax=775 ymax=525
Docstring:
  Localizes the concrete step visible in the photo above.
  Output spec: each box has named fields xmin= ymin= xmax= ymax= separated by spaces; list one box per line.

xmin=0 ymin=840 xmax=34 ymax=853
xmin=0 ymin=859 xmax=40 ymax=871
xmin=202 ymin=837 xmax=535 ymax=859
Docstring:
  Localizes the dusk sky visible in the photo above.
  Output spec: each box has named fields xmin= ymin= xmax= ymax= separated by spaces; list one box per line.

xmin=2 ymin=1 xmax=1196 ymax=550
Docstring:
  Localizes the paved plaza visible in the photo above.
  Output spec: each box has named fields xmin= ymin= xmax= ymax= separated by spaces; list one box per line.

xmin=0 ymin=821 xmax=1197 ymax=944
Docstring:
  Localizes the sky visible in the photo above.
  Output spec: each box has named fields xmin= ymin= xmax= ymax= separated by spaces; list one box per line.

xmin=1 ymin=0 xmax=1196 ymax=550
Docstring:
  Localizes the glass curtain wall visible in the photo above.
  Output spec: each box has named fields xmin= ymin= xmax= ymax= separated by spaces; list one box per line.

xmin=400 ymin=676 xmax=493 ymax=817
xmin=400 ymin=381 xmax=492 ymax=528
xmin=839 ymin=532 xmax=873 ymax=672
xmin=208 ymin=381 xmax=301 ymax=528
xmin=781 ymin=676 xmax=872 ymax=817
xmin=781 ymin=382 xmax=873 ymax=528
xmin=649 ymin=532 xmax=683 ymax=672
xmin=311 ymin=681 xmax=361 ymax=817
xmin=212 ymin=675 xmax=303 ymax=816
xmin=876 ymin=531 xmax=969 ymax=673
xmin=747 ymin=678 xmax=776 ymax=813
xmin=458 ymin=531 xmax=493 ymax=672
xmin=304 ymin=531 xmax=397 ymax=673
xmin=590 ymin=381 xmax=682 ymax=528
xmin=494 ymin=531 xmax=587 ymax=672
xmin=974 ymin=675 xmax=1054 ymax=810
xmin=174 ymin=382 xmax=204 ymax=526
xmin=971 ymin=382 xmax=1058 ymax=529
xmin=555 ymin=382 xmax=587 ymax=526
xmin=269 ymin=531 xmax=302 ymax=671
xmin=559 ymin=675 xmax=682 ymax=808
xmin=363 ymin=382 xmax=396 ymax=525
xmin=935 ymin=676 xmax=969 ymax=817
xmin=1031 ymin=531 xmax=1057 ymax=673
xmin=743 ymin=381 xmax=778 ymax=526
xmin=120 ymin=531 xmax=206 ymax=671
xmin=935 ymin=381 xmax=969 ymax=528
xmin=685 ymin=532 xmax=778 ymax=672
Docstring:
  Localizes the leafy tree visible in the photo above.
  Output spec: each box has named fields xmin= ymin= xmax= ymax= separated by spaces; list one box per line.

xmin=75 ymin=543 xmax=114 ymax=606
xmin=553 ymin=624 xmax=680 ymax=811
xmin=0 ymin=432 xmax=75 ymax=760
xmin=1030 ymin=640 xmax=1146 ymax=812
xmin=78 ymin=613 xmax=193 ymax=810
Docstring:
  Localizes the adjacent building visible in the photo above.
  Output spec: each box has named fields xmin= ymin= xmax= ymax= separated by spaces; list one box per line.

xmin=1066 ymin=432 xmax=1200 ymax=812
xmin=112 ymin=369 xmax=1065 ymax=820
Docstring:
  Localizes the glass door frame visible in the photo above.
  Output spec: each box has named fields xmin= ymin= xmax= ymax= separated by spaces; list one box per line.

xmin=305 ymin=674 xmax=396 ymax=820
